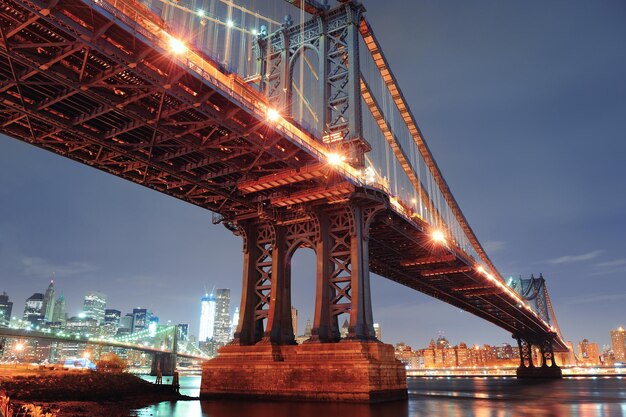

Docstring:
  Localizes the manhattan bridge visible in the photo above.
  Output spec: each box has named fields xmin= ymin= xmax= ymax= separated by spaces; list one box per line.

xmin=0 ymin=0 xmax=566 ymax=401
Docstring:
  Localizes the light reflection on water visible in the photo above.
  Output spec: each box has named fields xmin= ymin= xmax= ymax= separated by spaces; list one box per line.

xmin=134 ymin=376 xmax=626 ymax=417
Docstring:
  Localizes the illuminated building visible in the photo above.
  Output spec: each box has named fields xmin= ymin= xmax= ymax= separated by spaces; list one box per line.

xmin=577 ymin=339 xmax=600 ymax=365
xmin=83 ymin=291 xmax=107 ymax=324
xmin=0 ymin=292 xmax=12 ymax=323
xmin=214 ymin=289 xmax=231 ymax=345
xmin=611 ymin=327 xmax=626 ymax=362
xmin=51 ymin=295 xmax=67 ymax=324
xmin=23 ymin=293 xmax=44 ymax=324
xmin=199 ymin=293 xmax=216 ymax=343
xmin=104 ymin=309 xmax=121 ymax=335
xmin=66 ymin=315 xmax=98 ymax=333
xmin=231 ymin=307 xmax=239 ymax=338
xmin=41 ymin=280 xmax=55 ymax=322
xmin=132 ymin=308 xmax=151 ymax=333
xmin=148 ymin=316 xmax=159 ymax=337
xmin=118 ymin=313 xmax=134 ymax=335
xmin=456 ymin=342 xmax=470 ymax=367
xmin=340 ymin=319 xmax=349 ymax=339
xmin=177 ymin=323 xmax=189 ymax=341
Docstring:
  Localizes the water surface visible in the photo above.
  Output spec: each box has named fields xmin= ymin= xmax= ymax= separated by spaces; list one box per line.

xmin=135 ymin=375 xmax=626 ymax=417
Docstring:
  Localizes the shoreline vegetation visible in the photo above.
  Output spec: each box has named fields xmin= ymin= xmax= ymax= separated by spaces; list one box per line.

xmin=0 ymin=367 xmax=192 ymax=417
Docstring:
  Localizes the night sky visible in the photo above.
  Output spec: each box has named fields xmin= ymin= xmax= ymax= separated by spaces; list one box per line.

xmin=1 ymin=0 xmax=624 ymax=350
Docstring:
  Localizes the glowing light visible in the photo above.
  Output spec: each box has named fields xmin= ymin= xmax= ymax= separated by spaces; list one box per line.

xmin=226 ymin=20 xmax=234 ymax=28
xmin=327 ymin=153 xmax=345 ymax=166
xmin=82 ymin=352 xmax=91 ymax=359
xmin=251 ymin=28 xmax=258 ymax=36
xmin=431 ymin=229 xmax=446 ymax=244
xmin=266 ymin=108 xmax=280 ymax=122
xmin=15 ymin=343 xmax=24 ymax=351
xmin=411 ymin=198 xmax=417 ymax=205
xmin=363 ymin=166 xmax=376 ymax=184
xmin=169 ymin=37 xmax=187 ymax=55
xmin=197 ymin=9 xmax=204 ymax=17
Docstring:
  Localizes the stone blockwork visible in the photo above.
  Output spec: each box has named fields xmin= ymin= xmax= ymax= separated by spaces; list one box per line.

xmin=201 ymin=341 xmax=407 ymax=402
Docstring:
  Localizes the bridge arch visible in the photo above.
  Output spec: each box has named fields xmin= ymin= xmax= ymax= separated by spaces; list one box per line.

xmin=288 ymin=44 xmax=323 ymax=138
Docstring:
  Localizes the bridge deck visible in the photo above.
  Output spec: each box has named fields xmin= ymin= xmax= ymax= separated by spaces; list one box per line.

xmin=0 ymin=0 xmax=566 ymax=351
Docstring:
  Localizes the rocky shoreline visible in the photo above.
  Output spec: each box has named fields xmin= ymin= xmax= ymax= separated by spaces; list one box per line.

xmin=0 ymin=369 xmax=193 ymax=417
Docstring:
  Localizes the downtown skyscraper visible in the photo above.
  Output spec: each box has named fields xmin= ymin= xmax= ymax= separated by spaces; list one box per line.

xmin=199 ymin=293 xmax=216 ymax=343
xmin=214 ymin=289 xmax=231 ymax=345
xmin=41 ymin=280 xmax=55 ymax=322
xmin=83 ymin=291 xmax=107 ymax=324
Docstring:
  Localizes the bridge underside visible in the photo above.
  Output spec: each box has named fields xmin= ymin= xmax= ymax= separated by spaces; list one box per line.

xmin=0 ymin=0 xmax=565 ymax=401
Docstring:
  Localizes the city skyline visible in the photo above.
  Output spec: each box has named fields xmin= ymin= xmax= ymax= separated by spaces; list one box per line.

xmin=1 ymin=1 xmax=625 ymax=349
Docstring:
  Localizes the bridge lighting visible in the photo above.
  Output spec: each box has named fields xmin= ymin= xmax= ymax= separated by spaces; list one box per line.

xmin=327 ymin=153 xmax=345 ymax=166
xmin=363 ymin=166 xmax=376 ymax=184
xmin=251 ymin=28 xmax=258 ymax=36
xmin=15 ymin=343 xmax=24 ymax=352
xmin=168 ymin=37 xmax=187 ymax=55
xmin=226 ymin=20 xmax=234 ymax=28
xmin=431 ymin=229 xmax=446 ymax=244
xmin=82 ymin=352 xmax=91 ymax=359
xmin=266 ymin=107 xmax=281 ymax=122
xmin=197 ymin=9 xmax=204 ymax=17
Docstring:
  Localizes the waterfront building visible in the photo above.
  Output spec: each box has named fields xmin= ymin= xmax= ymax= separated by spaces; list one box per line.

xmin=199 ymin=293 xmax=216 ymax=343
xmin=51 ymin=295 xmax=67 ymax=324
xmin=83 ymin=291 xmax=107 ymax=324
xmin=611 ymin=327 xmax=626 ymax=362
xmin=0 ymin=292 xmax=13 ymax=323
xmin=41 ymin=280 xmax=55 ymax=322
xmin=456 ymin=342 xmax=470 ymax=367
xmin=304 ymin=318 xmax=312 ymax=337
xmin=214 ymin=289 xmax=231 ymax=345
xmin=577 ymin=339 xmax=600 ymax=365
xmin=23 ymin=293 xmax=44 ymax=324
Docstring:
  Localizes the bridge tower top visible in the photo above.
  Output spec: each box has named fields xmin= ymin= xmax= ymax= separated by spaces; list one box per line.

xmin=256 ymin=1 xmax=369 ymax=167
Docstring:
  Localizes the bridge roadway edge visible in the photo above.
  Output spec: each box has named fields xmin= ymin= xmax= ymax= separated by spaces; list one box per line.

xmin=200 ymin=341 xmax=408 ymax=402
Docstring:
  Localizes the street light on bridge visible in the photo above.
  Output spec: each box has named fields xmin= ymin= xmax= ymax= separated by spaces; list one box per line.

xmin=168 ymin=37 xmax=187 ymax=55
xmin=266 ymin=108 xmax=281 ymax=122
xmin=431 ymin=229 xmax=446 ymax=245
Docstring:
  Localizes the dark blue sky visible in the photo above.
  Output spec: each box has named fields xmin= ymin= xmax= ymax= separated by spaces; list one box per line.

xmin=1 ymin=0 xmax=625 ymax=349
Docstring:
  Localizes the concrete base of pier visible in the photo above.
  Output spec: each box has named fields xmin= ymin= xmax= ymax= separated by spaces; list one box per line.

xmin=200 ymin=341 xmax=407 ymax=402
xmin=516 ymin=364 xmax=562 ymax=378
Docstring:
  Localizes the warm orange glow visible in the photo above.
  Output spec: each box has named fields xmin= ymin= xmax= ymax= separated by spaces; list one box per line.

xmin=431 ymin=229 xmax=446 ymax=244
xmin=82 ymin=352 xmax=91 ymax=359
xmin=327 ymin=153 xmax=345 ymax=166
xmin=266 ymin=108 xmax=280 ymax=122
xmin=15 ymin=343 xmax=24 ymax=352
xmin=169 ymin=37 xmax=187 ymax=54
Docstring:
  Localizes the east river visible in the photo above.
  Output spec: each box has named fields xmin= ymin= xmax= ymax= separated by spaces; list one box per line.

xmin=136 ymin=375 xmax=626 ymax=417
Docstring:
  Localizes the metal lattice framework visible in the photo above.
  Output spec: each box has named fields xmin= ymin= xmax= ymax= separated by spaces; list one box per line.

xmin=0 ymin=0 xmax=567 ymax=363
